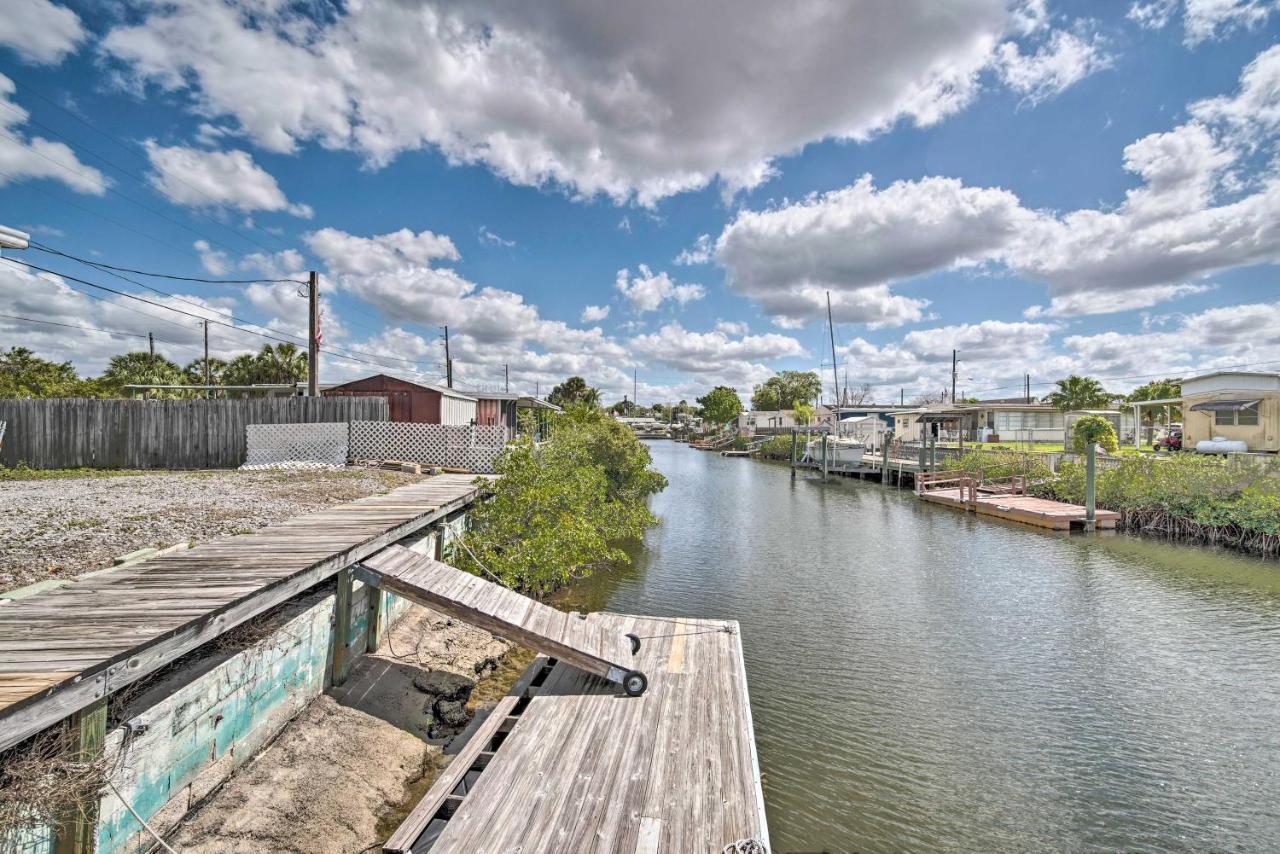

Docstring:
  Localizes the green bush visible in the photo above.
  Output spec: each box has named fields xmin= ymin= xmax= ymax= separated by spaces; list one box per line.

xmin=456 ymin=404 xmax=667 ymax=595
xmin=755 ymin=435 xmax=794 ymax=460
xmin=1040 ymin=454 xmax=1280 ymax=550
xmin=1071 ymin=414 xmax=1119 ymax=454
xmin=940 ymin=449 xmax=1054 ymax=482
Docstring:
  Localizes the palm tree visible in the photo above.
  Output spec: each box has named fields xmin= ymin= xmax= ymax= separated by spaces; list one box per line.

xmin=102 ymin=351 xmax=187 ymax=397
xmin=1043 ymin=375 xmax=1114 ymax=411
xmin=184 ymin=356 xmax=227 ymax=387
xmin=222 ymin=353 xmax=260 ymax=387
xmin=252 ymin=343 xmax=309 ymax=384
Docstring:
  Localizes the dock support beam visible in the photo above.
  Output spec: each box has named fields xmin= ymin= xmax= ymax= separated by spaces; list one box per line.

xmin=366 ymin=583 xmax=384 ymax=653
xmin=53 ymin=697 xmax=107 ymax=854
xmin=821 ymin=432 xmax=829 ymax=480
xmin=789 ymin=429 xmax=798 ymax=478
xmin=331 ymin=567 xmax=354 ymax=686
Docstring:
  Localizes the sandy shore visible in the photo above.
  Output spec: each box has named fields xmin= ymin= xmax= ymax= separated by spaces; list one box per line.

xmin=165 ymin=603 xmax=526 ymax=854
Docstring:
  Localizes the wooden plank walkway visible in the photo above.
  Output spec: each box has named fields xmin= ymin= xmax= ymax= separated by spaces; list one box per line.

xmin=358 ymin=546 xmax=645 ymax=693
xmin=0 ymin=474 xmax=489 ymax=751
xmin=920 ymin=487 xmax=1121 ymax=530
xmin=386 ymin=612 xmax=768 ymax=854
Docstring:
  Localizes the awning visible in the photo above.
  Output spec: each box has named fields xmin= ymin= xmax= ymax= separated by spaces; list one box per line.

xmin=916 ymin=412 xmax=967 ymax=423
xmin=1188 ymin=399 xmax=1259 ymax=412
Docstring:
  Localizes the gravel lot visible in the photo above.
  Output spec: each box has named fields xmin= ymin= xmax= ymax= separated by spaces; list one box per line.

xmin=0 ymin=468 xmax=416 ymax=592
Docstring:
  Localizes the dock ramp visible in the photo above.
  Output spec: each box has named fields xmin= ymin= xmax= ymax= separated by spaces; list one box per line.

xmin=357 ymin=545 xmax=648 ymax=695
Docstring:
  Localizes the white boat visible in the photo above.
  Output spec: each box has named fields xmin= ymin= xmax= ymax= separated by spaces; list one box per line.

xmin=804 ymin=437 xmax=865 ymax=465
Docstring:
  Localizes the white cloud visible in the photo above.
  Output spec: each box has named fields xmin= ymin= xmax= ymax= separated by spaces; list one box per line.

xmin=674 ymin=234 xmax=713 ymax=266
xmin=716 ymin=174 xmax=1026 ymax=327
xmin=1127 ymin=0 xmax=1278 ymax=45
xmin=0 ymin=261 xmax=265 ymax=375
xmin=478 ymin=225 xmax=515 ymax=248
xmin=716 ymin=46 xmax=1280 ymax=325
xmin=1128 ymin=0 xmax=1180 ymax=30
xmin=580 ymin=304 xmax=610 ymax=323
xmin=145 ymin=141 xmax=312 ymax=217
xmin=995 ymin=28 xmax=1112 ymax=105
xmin=615 ymin=265 xmax=705 ymax=313
xmin=0 ymin=0 xmax=86 ymax=65
xmin=305 ymin=227 xmax=459 ymax=276
xmin=1024 ymin=283 xmax=1214 ymax=317
xmin=99 ymin=0 xmax=1082 ymax=205
xmin=714 ymin=319 xmax=749 ymax=336
xmin=628 ymin=321 xmax=806 ymax=393
xmin=0 ymin=75 xmax=108 ymax=194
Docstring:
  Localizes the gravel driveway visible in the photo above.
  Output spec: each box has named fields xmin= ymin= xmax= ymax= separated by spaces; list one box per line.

xmin=0 ymin=468 xmax=415 ymax=592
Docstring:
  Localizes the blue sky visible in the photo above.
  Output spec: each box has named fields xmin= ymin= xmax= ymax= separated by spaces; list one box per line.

xmin=1 ymin=0 xmax=1278 ymax=404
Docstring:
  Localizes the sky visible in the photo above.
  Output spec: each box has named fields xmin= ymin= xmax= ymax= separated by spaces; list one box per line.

xmin=0 ymin=0 xmax=1278 ymax=406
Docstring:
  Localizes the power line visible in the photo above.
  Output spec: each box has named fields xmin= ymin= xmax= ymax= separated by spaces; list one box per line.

xmin=0 ymin=94 xmax=294 ymax=259
xmin=0 ymin=312 xmax=205 ymax=356
xmin=29 ymin=242 xmax=308 ymax=285
xmin=12 ymin=249 xmax=436 ymax=372
xmin=0 ymin=256 xmax=426 ymax=375
xmin=0 ymin=127 xmax=251 ymax=259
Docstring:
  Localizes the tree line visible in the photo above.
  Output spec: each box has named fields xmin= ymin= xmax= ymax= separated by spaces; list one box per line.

xmin=0 ymin=344 xmax=310 ymax=399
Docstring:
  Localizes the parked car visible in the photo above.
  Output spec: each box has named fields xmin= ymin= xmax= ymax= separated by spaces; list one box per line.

xmin=1154 ymin=431 xmax=1182 ymax=452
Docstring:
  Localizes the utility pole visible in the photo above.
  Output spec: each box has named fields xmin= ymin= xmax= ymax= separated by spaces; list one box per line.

xmin=900 ymin=388 xmax=904 ymax=406
xmin=633 ymin=369 xmax=638 ymax=408
xmin=203 ymin=320 xmax=210 ymax=399
xmin=307 ymin=271 xmax=319 ymax=396
xmin=951 ymin=349 xmax=958 ymax=404
xmin=826 ymin=291 xmax=839 ymax=409
xmin=443 ymin=326 xmax=453 ymax=388
xmin=504 ymin=364 xmax=509 ymax=393
xmin=148 ymin=332 xmax=154 ymax=359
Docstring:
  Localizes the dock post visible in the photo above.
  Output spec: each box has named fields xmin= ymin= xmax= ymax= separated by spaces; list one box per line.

xmin=790 ymin=429 xmax=798 ymax=478
xmin=881 ymin=431 xmax=892 ymax=484
xmin=1084 ymin=443 xmax=1097 ymax=532
xmin=821 ymin=432 xmax=829 ymax=480
xmin=331 ymin=567 xmax=354 ymax=686
xmin=52 ymin=697 xmax=107 ymax=854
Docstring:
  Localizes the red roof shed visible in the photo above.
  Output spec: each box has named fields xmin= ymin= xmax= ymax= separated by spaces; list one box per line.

xmin=322 ymin=374 xmax=477 ymax=424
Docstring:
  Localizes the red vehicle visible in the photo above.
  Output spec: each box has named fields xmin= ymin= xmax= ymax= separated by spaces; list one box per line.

xmin=1154 ymin=431 xmax=1182 ymax=452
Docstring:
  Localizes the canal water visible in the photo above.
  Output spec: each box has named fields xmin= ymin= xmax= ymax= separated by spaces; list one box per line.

xmin=562 ymin=440 xmax=1280 ymax=853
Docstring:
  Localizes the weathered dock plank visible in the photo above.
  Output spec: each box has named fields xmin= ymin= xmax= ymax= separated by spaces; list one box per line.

xmin=0 ymin=474 xmax=488 ymax=751
xmin=385 ymin=611 xmax=769 ymax=853
xmin=358 ymin=546 xmax=643 ymax=691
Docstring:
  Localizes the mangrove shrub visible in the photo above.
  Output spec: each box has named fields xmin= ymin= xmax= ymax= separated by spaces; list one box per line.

xmin=1071 ymin=414 xmax=1119 ymax=455
xmin=457 ymin=405 xmax=667 ymax=595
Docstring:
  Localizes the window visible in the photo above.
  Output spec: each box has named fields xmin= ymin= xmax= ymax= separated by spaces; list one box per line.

xmin=1216 ymin=404 xmax=1259 ymax=426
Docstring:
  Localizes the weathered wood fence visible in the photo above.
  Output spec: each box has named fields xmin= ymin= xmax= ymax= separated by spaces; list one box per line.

xmin=0 ymin=397 xmax=389 ymax=469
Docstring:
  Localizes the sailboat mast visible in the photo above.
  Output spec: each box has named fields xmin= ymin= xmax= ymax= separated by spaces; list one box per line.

xmin=826 ymin=291 xmax=840 ymax=407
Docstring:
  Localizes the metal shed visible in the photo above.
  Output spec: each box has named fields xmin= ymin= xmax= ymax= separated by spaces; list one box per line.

xmin=322 ymin=374 xmax=478 ymax=425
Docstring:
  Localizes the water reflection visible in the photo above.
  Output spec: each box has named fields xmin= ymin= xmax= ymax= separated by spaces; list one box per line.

xmin=570 ymin=441 xmax=1280 ymax=852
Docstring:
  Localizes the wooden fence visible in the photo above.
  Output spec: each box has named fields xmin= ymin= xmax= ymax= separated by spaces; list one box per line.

xmin=0 ymin=397 xmax=389 ymax=470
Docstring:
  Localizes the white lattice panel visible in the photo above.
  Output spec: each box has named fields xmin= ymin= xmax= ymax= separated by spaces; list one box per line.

xmin=349 ymin=421 xmax=507 ymax=472
xmin=242 ymin=422 xmax=349 ymax=470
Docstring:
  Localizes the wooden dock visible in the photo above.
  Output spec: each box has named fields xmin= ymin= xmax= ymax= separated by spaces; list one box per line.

xmin=385 ymin=611 xmax=768 ymax=853
xmin=916 ymin=473 xmax=1120 ymax=530
xmin=358 ymin=546 xmax=647 ymax=694
xmin=0 ymin=474 xmax=489 ymax=751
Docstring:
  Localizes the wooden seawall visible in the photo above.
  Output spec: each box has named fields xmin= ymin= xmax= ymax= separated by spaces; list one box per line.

xmin=0 ymin=474 xmax=486 ymax=751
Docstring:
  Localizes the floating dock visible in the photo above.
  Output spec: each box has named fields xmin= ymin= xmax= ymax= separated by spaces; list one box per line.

xmin=916 ymin=473 xmax=1120 ymax=530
